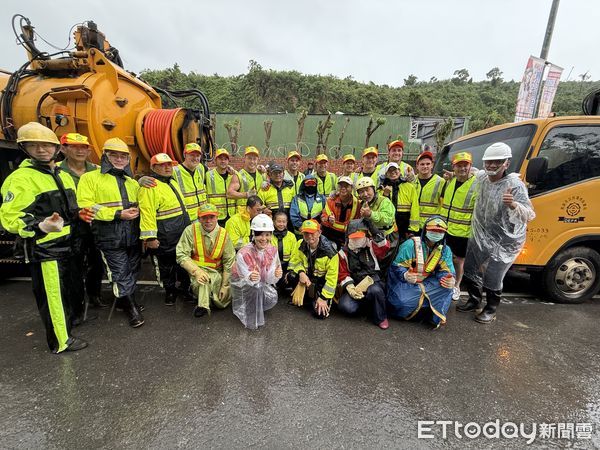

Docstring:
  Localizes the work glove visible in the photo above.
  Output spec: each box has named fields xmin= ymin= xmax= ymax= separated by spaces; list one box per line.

xmin=138 ymin=176 xmax=157 ymax=188
xmin=355 ymin=276 xmax=374 ymax=294
xmin=440 ymin=275 xmax=456 ymax=289
xmin=346 ymin=284 xmax=364 ymax=300
xmin=291 ymin=283 xmax=306 ymax=307
xmin=194 ymin=268 xmax=210 ymax=284
xmin=404 ymin=270 xmax=419 ymax=284
xmin=78 ymin=207 xmax=95 ymax=223
xmin=38 ymin=212 xmax=64 ymax=234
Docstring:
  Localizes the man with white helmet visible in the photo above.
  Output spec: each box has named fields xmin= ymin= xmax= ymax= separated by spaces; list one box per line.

xmin=457 ymin=142 xmax=535 ymax=323
xmin=1 ymin=122 xmax=88 ymax=353
xmin=231 ymin=214 xmax=283 ymax=329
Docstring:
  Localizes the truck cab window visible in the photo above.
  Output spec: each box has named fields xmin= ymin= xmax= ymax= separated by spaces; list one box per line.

xmin=534 ymin=125 xmax=600 ymax=192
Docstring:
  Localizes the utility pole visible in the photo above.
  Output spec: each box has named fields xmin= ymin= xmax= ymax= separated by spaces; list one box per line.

xmin=534 ymin=0 xmax=560 ymax=117
xmin=540 ymin=0 xmax=560 ymax=60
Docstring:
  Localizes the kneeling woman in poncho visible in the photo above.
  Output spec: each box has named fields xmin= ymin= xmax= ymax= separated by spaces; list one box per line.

xmin=387 ymin=216 xmax=456 ymax=328
xmin=231 ymin=214 xmax=283 ymax=329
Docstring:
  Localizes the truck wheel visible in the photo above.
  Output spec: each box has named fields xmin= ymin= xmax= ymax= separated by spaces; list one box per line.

xmin=541 ymin=247 xmax=600 ymax=304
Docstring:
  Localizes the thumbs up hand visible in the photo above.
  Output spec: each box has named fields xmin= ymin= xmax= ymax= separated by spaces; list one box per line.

xmin=39 ymin=212 xmax=64 ymax=233
xmin=502 ymin=187 xmax=516 ymax=209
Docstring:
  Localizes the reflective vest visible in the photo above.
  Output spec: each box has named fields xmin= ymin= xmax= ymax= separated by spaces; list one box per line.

xmin=138 ymin=178 xmax=188 ymax=249
xmin=271 ymin=230 xmax=297 ymax=263
xmin=410 ymin=236 xmax=444 ymax=282
xmin=322 ymin=194 xmax=360 ymax=232
xmin=191 ymin=223 xmax=228 ymax=269
xmin=205 ymin=169 xmax=237 ymax=220
xmin=236 ymin=169 xmax=264 ymax=207
xmin=315 ymin=172 xmax=338 ymax=195
xmin=297 ymin=196 xmax=325 ymax=221
xmin=288 ymin=238 xmax=339 ymax=300
xmin=441 ymin=176 xmax=477 ymax=238
xmin=172 ymin=164 xmax=207 ymax=221
xmin=358 ymin=163 xmax=384 ymax=189
xmin=259 ymin=182 xmax=295 ymax=213
xmin=414 ymin=175 xmax=445 ymax=227
xmin=284 ymin=170 xmax=305 ymax=195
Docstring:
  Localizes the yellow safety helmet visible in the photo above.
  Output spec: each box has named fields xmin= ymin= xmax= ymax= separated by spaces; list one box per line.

xmin=245 ymin=146 xmax=260 ymax=156
xmin=300 ymin=219 xmax=320 ymax=234
xmin=60 ymin=133 xmax=89 ymax=146
xmin=342 ymin=154 xmax=356 ymax=162
xmin=355 ymin=177 xmax=375 ymax=190
xmin=198 ymin=203 xmax=219 ymax=218
xmin=184 ymin=142 xmax=202 ymax=154
xmin=103 ymin=137 xmax=130 ymax=154
xmin=362 ymin=147 xmax=378 ymax=158
xmin=287 ymin=150 xmax=301 ymax=160
xmin=215 ymin=148 xmax=230 ymax=159
xmin=424 ymin=216 xmax=448 ymax=232
xmin=452 ymin=152 xmax=472 ymax=165
xmin=315 ymin=154 xmax=328 ymax=163
xmin=16 ymin=122 xmax=60 ymax=145
xmin=150 ymin=153 xmax=175 ymax=166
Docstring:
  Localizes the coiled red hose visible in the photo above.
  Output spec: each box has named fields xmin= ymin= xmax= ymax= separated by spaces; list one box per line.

xmin=142 ymin=108 xmax=181 ymax=159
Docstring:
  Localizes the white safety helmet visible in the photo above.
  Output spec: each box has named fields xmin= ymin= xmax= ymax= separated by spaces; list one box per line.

xmin=250 ymin=214 xmax=274 ymax=232
xmin=482 ymin=142 xmax=512 ymax=161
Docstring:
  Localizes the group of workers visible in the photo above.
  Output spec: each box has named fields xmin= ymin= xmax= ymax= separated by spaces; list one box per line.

xmin=0 ymin=122 xmax=535 ymax=354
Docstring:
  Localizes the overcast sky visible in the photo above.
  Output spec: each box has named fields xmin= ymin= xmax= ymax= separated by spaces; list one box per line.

xmin=2 ymin=0 xmax=598 ymax=85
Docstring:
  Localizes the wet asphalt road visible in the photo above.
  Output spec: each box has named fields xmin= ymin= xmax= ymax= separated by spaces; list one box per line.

xmin=1 ymin=276 xmax=599 ymax=449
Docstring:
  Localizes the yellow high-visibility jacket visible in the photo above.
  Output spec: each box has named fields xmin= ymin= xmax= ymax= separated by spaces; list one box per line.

xmin=77 ymin=168 xmax=140 ymax=248
xmin=441 ymin=175 xmax=477 ymax=238
xmin=289 ymin=237 xmax=339 ymax=301
xmin=205 ymin=168 xmax=237 ymax=220
xmin=139 ymin=177 xmax=190 ymax=253
xmin=414 ymin=174 xmax=445 ymax=228
xmin=172 ymin=164 xmax=207 ymax=221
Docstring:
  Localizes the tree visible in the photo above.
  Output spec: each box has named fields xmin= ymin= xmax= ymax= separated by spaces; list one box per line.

xmin=263 ymin=120 xmax=273 ymax=154
xmin=365 ymin=115 xmax=386 ymax=147
xmin=315 ymin=113 xmax=334 ymax=153
xmin=434 ymin=118 xmax=454 ymax=151
xmin=404 ymin=74 xmax=418 ymax=86
xmin=296 ymin=109 xmax=308 ymax=150
xmin=486 ymin=67 xmax=504 ymax=87
xmin=223 ymin=119 xmax=241 ymax=153
xmin=452 ymin=69 xmax=470 ymax=85
xmin=336 ymin=117 xmax=351 ymax=158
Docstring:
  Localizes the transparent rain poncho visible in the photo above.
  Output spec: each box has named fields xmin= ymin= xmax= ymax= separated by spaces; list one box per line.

xmin=464 ymin=171 xmax=535 ymax=291
xmin=231 ymin=242 xmax=281 ymax=329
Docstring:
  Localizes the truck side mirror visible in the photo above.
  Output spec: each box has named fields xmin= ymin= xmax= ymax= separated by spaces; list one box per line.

xmin=526 ymin=157 xmax=548 ymax=184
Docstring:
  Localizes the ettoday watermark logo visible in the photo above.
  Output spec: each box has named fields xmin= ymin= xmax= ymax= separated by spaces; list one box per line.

xmin=417 ymin=420 xmax=593 ymax=444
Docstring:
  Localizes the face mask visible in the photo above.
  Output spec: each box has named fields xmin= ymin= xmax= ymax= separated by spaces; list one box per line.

xmin=348 ymin=237 xmax=367 ymax=251
xmin=426 ymin=231 xmax=445 ymax=243
xmin=304 ymin=184 xmax=317 ymax=195
xmin=485 ymin=161 xmax=507 ymax=176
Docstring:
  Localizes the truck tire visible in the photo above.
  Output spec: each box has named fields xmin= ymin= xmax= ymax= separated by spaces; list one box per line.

xmin=541 ymin=247 xmax=600 ymax=304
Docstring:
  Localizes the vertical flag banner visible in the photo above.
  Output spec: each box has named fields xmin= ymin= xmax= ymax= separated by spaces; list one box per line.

xmin=537 ymin=64 xmax=563 ymax=118
xmin=515 ymin=56 xmax=546 ymax=122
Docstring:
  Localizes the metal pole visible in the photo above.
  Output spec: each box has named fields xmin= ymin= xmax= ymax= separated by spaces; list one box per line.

xmin=540 ymin=0 xmax=560 ymax=60
xmin=534 ymin=0 xmax=560 ymax=117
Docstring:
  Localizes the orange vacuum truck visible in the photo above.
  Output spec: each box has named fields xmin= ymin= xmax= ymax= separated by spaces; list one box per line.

xmin=0 ymin=15 xmax=213 ymax=267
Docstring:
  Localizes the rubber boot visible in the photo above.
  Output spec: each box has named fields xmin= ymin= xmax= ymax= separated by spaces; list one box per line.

xmin=126 ymin=295 xmax=145 ymax=328
xmin=164 ymin=290 xmax=177 ymax=306
xmin=475 ymin=289 xmax=502 ymax=324
xmin=456 ymin=276 xmax=482 ymax=312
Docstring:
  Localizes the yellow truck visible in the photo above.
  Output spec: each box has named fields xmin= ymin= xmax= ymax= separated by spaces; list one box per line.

xmin=437 ymin=115 xmax=600 ymax=303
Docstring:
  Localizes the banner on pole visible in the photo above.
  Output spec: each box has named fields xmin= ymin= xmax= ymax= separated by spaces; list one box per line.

xmin=537 ymin=64 xmax=563 ymax=118
xmin=515 ymin=56 xmax=546 ymax=122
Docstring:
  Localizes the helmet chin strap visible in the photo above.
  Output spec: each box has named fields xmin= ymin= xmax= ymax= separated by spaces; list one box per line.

xmin=485 ymin=160 xmax=507 ymax=176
